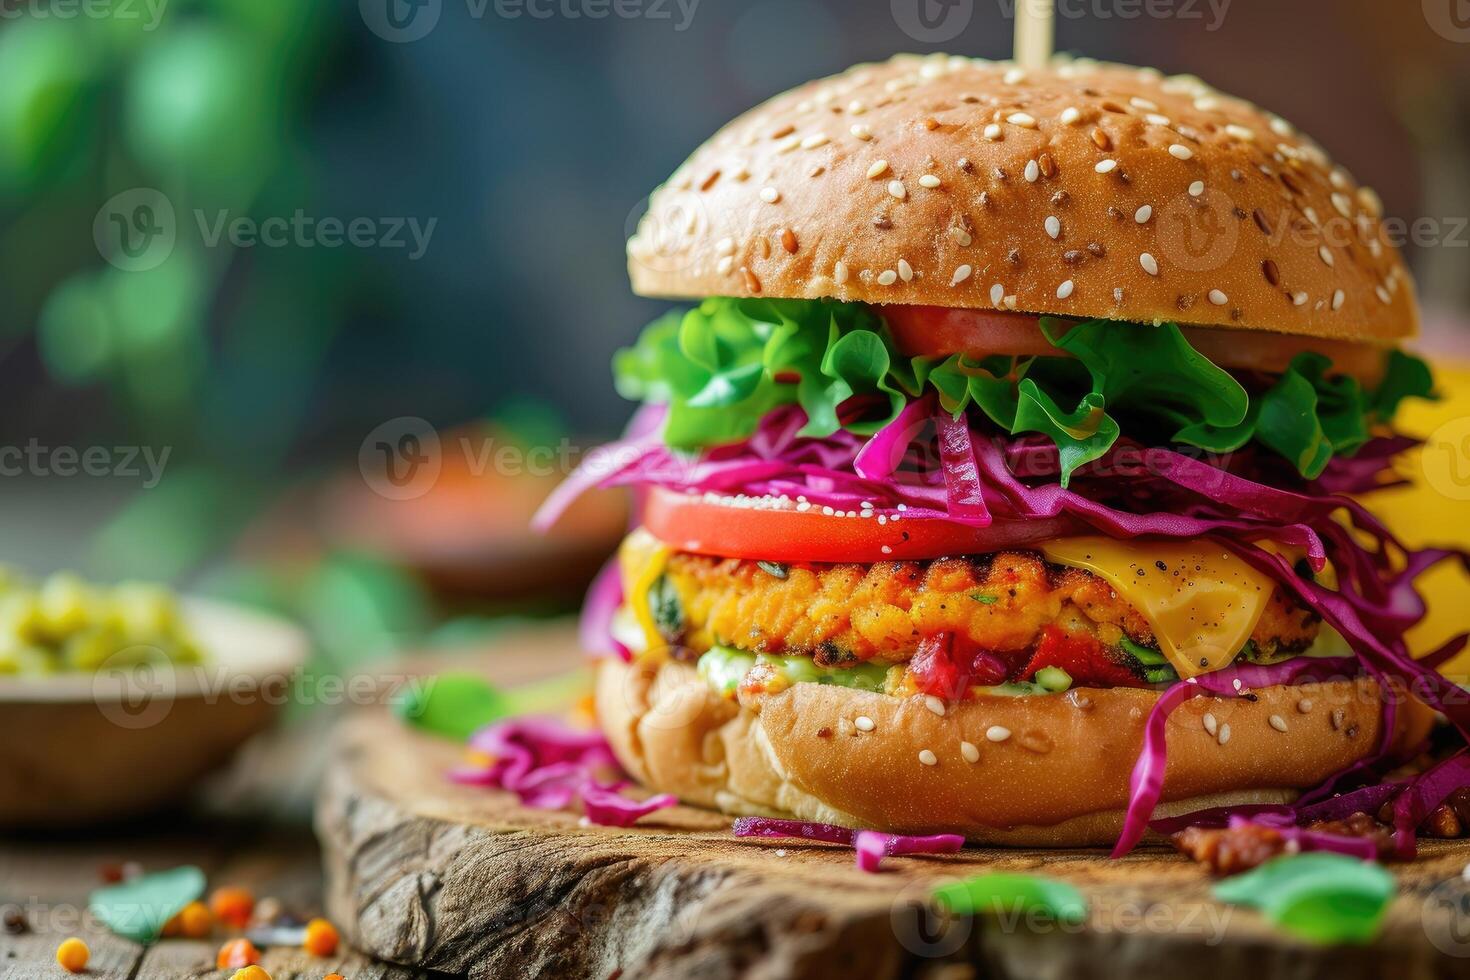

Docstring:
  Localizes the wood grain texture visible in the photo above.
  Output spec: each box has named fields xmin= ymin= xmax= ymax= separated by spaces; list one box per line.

xmin=0 ymin=823 xmax=432 ymax=980
xmin=318 ymin=706 xmax=1470 ymax=980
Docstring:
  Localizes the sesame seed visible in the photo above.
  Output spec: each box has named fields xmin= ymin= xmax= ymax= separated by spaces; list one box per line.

xmin=1130 ymin=96 xmax=1158 ymax=111
xmin=1045 ymin=215 xmax=1061 ymax=239
xmin=849 ymin=100 xmax=867 ymax=115
xmin=834 ymin=260 xmax=849 ymax=284
xmin=1225 ymin=124 xmax=1255 ymax=141
xmin=1298 ymin=698 xmax=1314 ymax=713
xmin=951 ymin=264 xmax=973 ymax=286
xmin=867 ymin=159 xmax=890 ymax=179
xmin=1332 ymin=193 xmax=1353 ymax=218
xmin=1168 ymin=144 xmax=1194 ymax=160
xmin=1059 ymin=106 xmax=1082 ymax=126
xmin=985 ymin=725 xmax=1011 ymax=742
xmin=880 ymin=544 xmax=893 ymax=554
xmin=1140 ymin=252 xmax=1160 ymax=276
xmin=1195 ymin=96 xmax=1220 ymax=111
xmin=1189 ymin=180 xmax=1205 ymax=197
xmin=850 ymin=124 xmax=873 ymax=141
xmin=1008 ymin=112 xmax=1037 ymax=128
xmin=1269 ymin=714 xmax=1289 ymax=733
xmin=1208 ymin=289 xmax=1229 ymax=306
xmin=1095 ymin=159 xmax=1118 ymax=174
xmin=715 ymin=237 xmax=736 ymax=256
xmin=775 ymin=135 xmax=800 ymax=154
xmin=1003 ymin=67 xmax=1026 ymax=85
xmin=918 ymin=749 xmax=938 ymax=766
xmin=960 ymin=740 xmax=980 ymax=763
xmin=1293 ymin=291 xmax=1310 ymax=307
xmin=1056 ymin=279 xmax=1075 ymax=299
xmin=1270 ymin=117 xmax=1294 ymax=137
xmin=760 ymin=186 xmax=781 ymax=204
xmin=1376 ymin=286 xmax=1392 ymax=304
xmin=1318 ymin=245 xmax=1335 ymax=267
xmin=877 ymin=269 xmax=898 ymax=285
xmin=918 ymin=174 xmax=942 ymax=189
xmin=1146 ymin=113 xmax=1171 ymax=127
xmin=1218 ymin=723 xmax=1232 ymax=746
xmin=990 ymin=283 xmax=1005 ymax=306
xmin=1024 ymin=160 xmax=1040 ymax=183
xmin=855 ymin=715 xmax=875 ymax=732
xmin=924 ymin=695 xmax=946 ymax=716
xmin=897 ymin=258 xmax=914 ymax=282
xmin=716 ymin=256 xmax=734 ymax=275
xmin=948 ymin=226 xmax=973 ymax=246
xmin=983 ymin=123 xmax=1002 ymax=141
xmin=1332 ymin=289 xmax=1345 ymax=311
xmin=1135 ymin=204 xmax=1153 ymax=224
xmin=1003 ymin=295 xmax=1018 ymax=310
xmin=1359 ymin=187 xmax=1384 ymax=218
xmin=1203 ymin=712 xmax=1218 ymax=736
xmin=800 ymin=133 xmax=829 ymax=149
xmin=887 ymin=180 xmax=907 ymax=200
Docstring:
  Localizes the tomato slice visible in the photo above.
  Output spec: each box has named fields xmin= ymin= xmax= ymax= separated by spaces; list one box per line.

xmin=641 ymin=486 xmax=1076 ymax=563
xmin=883 ymin=305 xmax=1386 ymax=383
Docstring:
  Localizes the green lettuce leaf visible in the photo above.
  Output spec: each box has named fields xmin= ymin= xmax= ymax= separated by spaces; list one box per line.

xmin=612 ymin=297 xmax=1434 ymax=479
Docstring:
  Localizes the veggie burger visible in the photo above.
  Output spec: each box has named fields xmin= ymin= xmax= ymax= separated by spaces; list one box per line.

xmin=538 ymin=54 xmax=1469 ymax=852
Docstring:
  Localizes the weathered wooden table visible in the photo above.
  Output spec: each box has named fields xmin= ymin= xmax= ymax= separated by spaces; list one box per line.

xmin=0 ymin=818 xmax=437 ymax=979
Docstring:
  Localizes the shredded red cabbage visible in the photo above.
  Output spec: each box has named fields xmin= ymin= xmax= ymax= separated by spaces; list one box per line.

xmin=1224 ymin=815 xmax=1382 ymax=862
xmin=578 ymin=558 xmax=630 ymax=663
xmin=580 ymin=781 xmax=678 ymax=827
xmin=451 ymin=717 xmax=674 ymax=827
xmin=732 ymin=817 xmax=963 ymax=873
xmin=731 ymin=816 xmax=856 ymax=845
xmin=854 ymin=830 xmax=965 ymax=873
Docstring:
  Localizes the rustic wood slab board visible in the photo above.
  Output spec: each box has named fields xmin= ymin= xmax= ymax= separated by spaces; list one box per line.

xmin=315 ymin=623 xmax=1470 ymax=980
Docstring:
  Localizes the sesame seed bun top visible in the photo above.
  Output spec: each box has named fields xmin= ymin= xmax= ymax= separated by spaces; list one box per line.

xmin=627 ymin=54 xmax=1417 ymax=345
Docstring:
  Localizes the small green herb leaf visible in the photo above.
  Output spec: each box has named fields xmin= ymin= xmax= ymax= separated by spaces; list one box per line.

xmin=1212 ymin=852 xmax=1394 ymax=945
xmin=89 ymin=866 xmax=205 ymax=944
xmin=933 ymin=873 xmax=1088 ymax=925
xmin=969 ymin=592 xmax=999 ymax=605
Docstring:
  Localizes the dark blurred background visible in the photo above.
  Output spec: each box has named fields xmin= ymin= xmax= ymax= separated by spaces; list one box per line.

xmin=1 ymin=0 xmax=1468 ymax=654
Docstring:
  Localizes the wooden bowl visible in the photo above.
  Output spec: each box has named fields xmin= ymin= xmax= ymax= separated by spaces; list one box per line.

xmin=0 ymin=597 xmax=308 ymax=828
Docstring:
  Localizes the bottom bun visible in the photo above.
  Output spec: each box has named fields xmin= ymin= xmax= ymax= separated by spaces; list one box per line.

xmin=595 ymin=658 xmax=1433 ymax=846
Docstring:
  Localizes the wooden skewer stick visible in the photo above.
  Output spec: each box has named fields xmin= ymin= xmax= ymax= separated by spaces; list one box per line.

xmin=1014 ymin=0 xmax=1056 ymax=70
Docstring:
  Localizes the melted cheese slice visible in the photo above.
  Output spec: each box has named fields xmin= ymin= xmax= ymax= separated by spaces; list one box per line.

xmin=619 ymin=529 xmax=671 ymax=658
xmin=1040 ymin=537 xmax=1274 ymax=679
